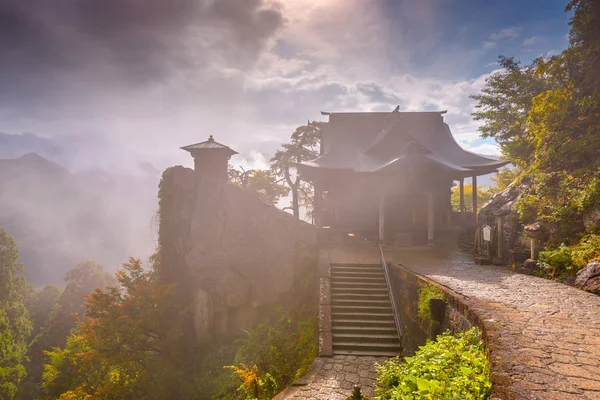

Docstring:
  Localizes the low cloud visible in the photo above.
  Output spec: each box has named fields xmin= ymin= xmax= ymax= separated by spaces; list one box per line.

xmin=522 ymin=36 xmax=540 ymax=46
xmin=464 ymin=142 xmax=501 ymax=156
xmin=490 ymin=27 xmax=521 ymax=40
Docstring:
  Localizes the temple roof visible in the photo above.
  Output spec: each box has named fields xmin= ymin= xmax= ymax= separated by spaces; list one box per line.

xmin=300 ymin=108 xmax=508 ymax=177
xmin=181 ymin=135 xmax=238 ymax=155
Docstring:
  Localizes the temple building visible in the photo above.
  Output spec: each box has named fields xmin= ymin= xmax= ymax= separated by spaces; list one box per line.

xmin=299 ymin=108 xmax=509 ymax=245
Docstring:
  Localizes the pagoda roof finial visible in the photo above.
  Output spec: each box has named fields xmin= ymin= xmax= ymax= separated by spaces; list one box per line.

xmin=180 ymin=136 xmax=238 ymax=155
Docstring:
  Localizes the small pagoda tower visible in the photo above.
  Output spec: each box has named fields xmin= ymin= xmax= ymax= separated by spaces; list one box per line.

xmin=181 ymin=135 xmax=238 ymax=182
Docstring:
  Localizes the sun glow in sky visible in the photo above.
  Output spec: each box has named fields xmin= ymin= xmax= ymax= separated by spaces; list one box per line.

xmin=0 ymin=0 xmax=570 ymax=173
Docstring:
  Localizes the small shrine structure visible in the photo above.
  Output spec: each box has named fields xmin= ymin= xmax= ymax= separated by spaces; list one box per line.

xmin=181 ymin=135 xmax=237 ymax=182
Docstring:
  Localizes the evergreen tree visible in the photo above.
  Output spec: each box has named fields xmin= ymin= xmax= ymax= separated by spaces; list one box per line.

xmin=270 ymin=121 xmax=324 ymax=219
xmin=0 ymin=229 xmax=32 ymax=400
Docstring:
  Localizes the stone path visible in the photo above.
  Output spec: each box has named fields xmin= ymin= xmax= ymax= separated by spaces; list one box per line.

xmin=328 ymin=244 xmax=600 ymax=400
xmin=275 ymin=356 xmax=388 ymax=400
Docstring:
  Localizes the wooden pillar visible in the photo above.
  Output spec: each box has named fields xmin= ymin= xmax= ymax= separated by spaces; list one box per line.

xmin=427 ymin=192 xmax=434 ymax=244
xmin=472 ymin=175 xmax=478 ymax=222
xmin=378 ymin=192 xmax=385 ymax=244
xmin=459 ymin=178 xmax=465 ymax=213
xmin=497 ymin=215 xmax=504 ymax=261
xmin=314 ymin=182 xmax=323 ymax=228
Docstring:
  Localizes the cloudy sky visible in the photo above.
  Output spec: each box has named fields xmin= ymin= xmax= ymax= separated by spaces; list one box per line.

xmin=0 ymin=0 xmax=571 ymax=172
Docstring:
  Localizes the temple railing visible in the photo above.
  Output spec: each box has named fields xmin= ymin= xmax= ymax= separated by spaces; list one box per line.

xmin=379 ymin=245 xmax=402 ymax=341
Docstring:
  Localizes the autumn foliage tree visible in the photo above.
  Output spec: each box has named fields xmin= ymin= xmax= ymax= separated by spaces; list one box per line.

xmin=41 ymin=258 xmax=192 ymax=399
xmin=450 ymin=184 xmax=493 ymax=213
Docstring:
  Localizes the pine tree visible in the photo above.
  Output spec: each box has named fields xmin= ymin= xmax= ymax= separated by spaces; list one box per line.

xmin=0 ymin=229 xmax=32 ymax=400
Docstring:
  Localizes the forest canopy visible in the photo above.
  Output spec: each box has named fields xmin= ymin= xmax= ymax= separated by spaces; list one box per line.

xmin=472 ymin=0 xmax=600 ymax=241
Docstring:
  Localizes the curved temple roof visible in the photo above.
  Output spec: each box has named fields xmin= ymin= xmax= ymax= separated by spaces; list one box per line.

xmin=300 ymin=108 xmax=508 ymax=177
xmin=181 ymin=135 xmax=238 ymax=156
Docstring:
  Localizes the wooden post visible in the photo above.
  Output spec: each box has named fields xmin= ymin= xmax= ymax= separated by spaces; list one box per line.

xmin=427 ymin=192 xmax=434 ymax=244
xmin=378 ymin=191 xmax=385 ymax=244
xmin=497 ymin=215 xmax=504 ymax=261
xmin=472 ymin=175 xmax=478 ymax=222
xmin=459 ymin=178 xmax=465 ymax=213
xmin=314 ymin=182 xmax=323 ymax=228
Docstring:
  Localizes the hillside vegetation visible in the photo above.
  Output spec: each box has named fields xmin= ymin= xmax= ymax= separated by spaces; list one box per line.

xmin=472 ymin=0 xmax=600 ymax=272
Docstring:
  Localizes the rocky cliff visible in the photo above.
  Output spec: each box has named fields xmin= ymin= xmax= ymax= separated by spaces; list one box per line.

xmin=158 ymin=166 xmax=317 ymax=344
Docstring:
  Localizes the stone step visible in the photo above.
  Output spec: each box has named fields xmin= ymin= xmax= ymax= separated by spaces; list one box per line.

xmin=331 ymin=267 xmax=384 ymax=274
xmin=333 ymin=292 xmax=391 ymax=301
xmin=333 ymin=341 xmax=401 ymax=353
xmin=330 ymin=275 xmax=386 ymax=283
xmin=332 ymin=349 xmax=400 ymax=357
xmin=332 ymin=287 xmax=389 ymax=295
xmin=332 ymin=281 xmax=388 ymax=288
xmin=332 ymin=319 xmax=396 ymax=328
xmin=331 ymin=263 xmax=382 ymax=269
xmin=333 ymin=325 xmax=398 ymax=335
xmin=332 ymin=299 xmax=391 ymax=307
xmin=332 ymin=312 xmax=395 ymax=321
xmin=330 ymin=269 xmax=385 ymax=278
xmin=332 ymin=305 xmax=394 ymax=314
xmin=332 ymin=333 xmax=400 ymax=344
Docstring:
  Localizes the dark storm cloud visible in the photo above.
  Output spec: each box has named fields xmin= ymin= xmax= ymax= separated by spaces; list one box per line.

xmin=0 ymin=0 xmax=284 ymax=112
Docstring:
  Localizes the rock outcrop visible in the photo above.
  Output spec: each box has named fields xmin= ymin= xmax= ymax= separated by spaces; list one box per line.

xmin=575 ymin=260 xmax=600 ymax=295
xmin=158 ymin=166 xmax=317 ymax=344
xmin=583 ymin=207 xmax=600 ymax=233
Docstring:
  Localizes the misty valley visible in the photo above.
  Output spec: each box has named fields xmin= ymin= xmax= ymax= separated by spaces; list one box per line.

xmin=2 ymin=1 xmax=600 ymax=400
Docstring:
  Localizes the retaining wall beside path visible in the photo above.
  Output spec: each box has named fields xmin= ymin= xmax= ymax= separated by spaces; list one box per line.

xmin=382 ymin=246 xmax=600 ymax=400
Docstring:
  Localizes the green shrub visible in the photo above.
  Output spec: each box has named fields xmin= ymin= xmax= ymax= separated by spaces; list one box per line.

xmin=536 ymin=234 xmax=600 ymax=278
xmin=374 ymin=328 xmax=491 ymax=400
xmin=571 ymin=234 xmax=600 ymax=267
xmin=418 ymin=285 xmax=445 ymax=321
xmin=226 ymin=309 xmax=316 ymax=399
xmin=194 ymin=343 xmax=240 ymax=399
xmin=538 ymin=243 xmax=578 ymax=278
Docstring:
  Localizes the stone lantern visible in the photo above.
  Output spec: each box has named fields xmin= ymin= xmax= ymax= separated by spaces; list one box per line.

xmin=181 ymin=135 xmax=238 ymax=183
xmin=524 ymin=222 xmax=546 ymax=260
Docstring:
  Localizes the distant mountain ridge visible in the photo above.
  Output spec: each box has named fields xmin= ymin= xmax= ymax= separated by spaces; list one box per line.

xmin=0 ymin=150 xmax=158 ymax=286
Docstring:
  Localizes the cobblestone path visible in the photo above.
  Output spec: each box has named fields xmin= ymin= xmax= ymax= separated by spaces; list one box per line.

xmin=379 ymin=246 xmax=600 ymax=400
xmin=274 ymin=356 xmax=388 ymax=400
xmin=279 ymin=245 xmax=600 ymax=399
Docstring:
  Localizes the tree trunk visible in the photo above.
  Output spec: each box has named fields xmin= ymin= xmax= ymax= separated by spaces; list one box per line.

xmin=292 ymin=187 xmax=300 ymax=219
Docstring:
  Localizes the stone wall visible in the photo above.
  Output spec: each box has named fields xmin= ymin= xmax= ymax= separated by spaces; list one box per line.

xmin=388 ymin=263 xmax=474 ymax=354
xmin=158 ymin=166 xmax=318 ymax=344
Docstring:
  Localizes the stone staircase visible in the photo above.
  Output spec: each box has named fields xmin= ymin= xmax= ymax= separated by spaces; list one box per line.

xmin=330 ymin=263 xmax=401 ymax=356
xmin=457 ymin=225 xmax=477 ymax=254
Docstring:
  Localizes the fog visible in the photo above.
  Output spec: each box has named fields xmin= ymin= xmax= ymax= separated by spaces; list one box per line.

xmin=0 ymin=0 xmax=561 ymax=285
